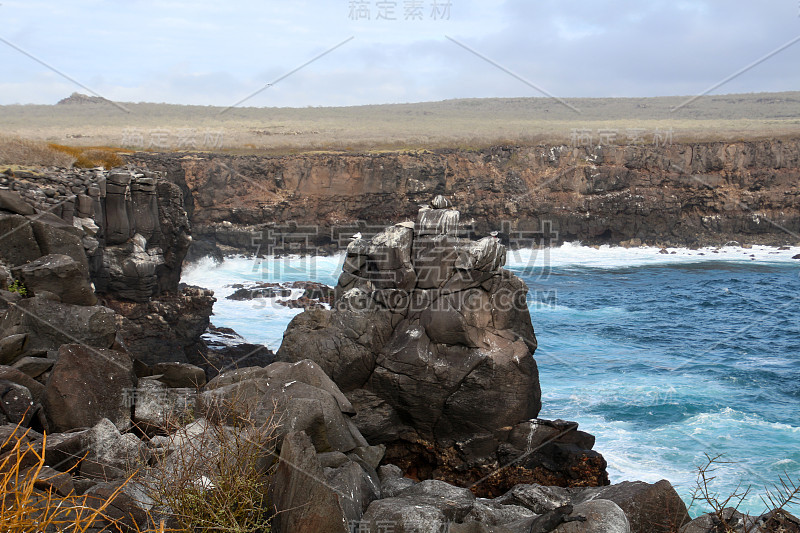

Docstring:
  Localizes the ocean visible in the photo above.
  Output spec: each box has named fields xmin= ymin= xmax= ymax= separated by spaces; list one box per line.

xmin=183 ymin=244 xmax=800 ymax=517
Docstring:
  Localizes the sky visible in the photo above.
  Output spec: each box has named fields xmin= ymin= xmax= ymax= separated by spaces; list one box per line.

xmin=0 ymin=0 xmax=798 ymax=107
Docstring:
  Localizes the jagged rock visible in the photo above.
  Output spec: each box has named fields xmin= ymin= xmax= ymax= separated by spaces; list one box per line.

xmin=494 ymin=484 xmax=572 ymax=515
xmin=0 ymin=297 xmax=117 ymax=355
xmin=270 ymin=431 xmax=350 ymax=533
xmin=0 ymin=190 xmax=35 ymax=215
xmin=0 ymin=333 xmax=28 ymax=365
xmin=679 ymin=508 xmax=759 ymax=533
xmin=43 ymin=344 xmax=136 ymax=432
xmin=462 ymin=499 xmax=536 ymax=528
xmin=359 ymin=479 xmax=476 ymax=532
xmin=133 ymin=377 xmax=196 ymax=431
xmin=277 ymin=308 xmax=394 ymax=392
xmin=105 ymin=171 xmax=132 ymax=245
xmin=151 ymin=362 xmax=206 ymax=388
xmin=274 ymin=202 xmax=605 ymax=495
xmin=11 ymin=254 xmax=97 ymax=306
xmin=572 ymin=480 xmax=690 ymax=533
xmin=378 ymin=464 xmax=416 ymax=498
xmin=325 ymin=458 xmax=381 ymax=524
xmin=28 ymin=465 xmax=75 ymax=496
xmin=200 ymin=360 xmax=367 ymax=454
xmin=83 ymin=480 xmax=150 ymax=531
xmin=430 ymin=195 xmax=452 ymax=209
xmin=105 ymin=287 xmax=214 ymax=367
xmin=416 ymin=207 xmax=460 ymax=236
xmin=82 ymin=418 xmax=146 ymax=476
xmin=0 ymin=365 xmax=45 ymax=400
xmin=11 ymin=356 xmax=53 ymax=378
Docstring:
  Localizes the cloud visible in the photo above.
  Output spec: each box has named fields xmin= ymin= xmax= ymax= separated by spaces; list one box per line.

xmin=0 ymin=0 xmax=798 ymax=106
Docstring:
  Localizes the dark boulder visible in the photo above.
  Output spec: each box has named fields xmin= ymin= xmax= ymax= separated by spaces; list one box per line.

xmin=270 ymin=431 xmax=350 ymax=533
xmin=572 ymin=480 xmax=690 ymax=533
xmin=12 ymin=254 xmax=97 ymax=306
xmin=43 ymin=344 xmax=136 ymax=432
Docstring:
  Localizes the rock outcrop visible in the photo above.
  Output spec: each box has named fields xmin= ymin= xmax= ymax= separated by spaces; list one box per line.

xmin=0 ymin=166 xmax=190 ymax=303
xmin=277 ymin=199 xmax=607 ymax=496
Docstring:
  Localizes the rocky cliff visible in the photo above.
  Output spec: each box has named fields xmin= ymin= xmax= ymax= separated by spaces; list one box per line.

xmin=129 ymin=139 xmax=800 ymax=254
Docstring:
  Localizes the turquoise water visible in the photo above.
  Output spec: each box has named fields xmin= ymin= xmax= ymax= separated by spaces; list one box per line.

xmin=184 ymin=244 xmax=800 ymax=516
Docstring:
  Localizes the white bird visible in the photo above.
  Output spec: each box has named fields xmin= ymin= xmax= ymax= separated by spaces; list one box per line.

xmin=351 ymin=232 xmax=362 ymax=240
xmin=490 ymin=231 xmax=499 ymax=238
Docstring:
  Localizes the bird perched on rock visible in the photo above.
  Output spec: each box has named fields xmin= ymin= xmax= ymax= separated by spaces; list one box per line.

xmin=490 ymin=231 xmax=499 ymax=238
xmin=351 ymin=232 xmax=362 ymax=240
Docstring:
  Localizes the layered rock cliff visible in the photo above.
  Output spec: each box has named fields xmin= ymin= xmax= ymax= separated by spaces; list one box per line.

xmin=129 ymin=139 xmax=800 ymax=254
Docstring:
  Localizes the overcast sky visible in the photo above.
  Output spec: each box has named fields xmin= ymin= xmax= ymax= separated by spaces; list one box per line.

xmin=1 ymin=0 xmax=798 ymax=107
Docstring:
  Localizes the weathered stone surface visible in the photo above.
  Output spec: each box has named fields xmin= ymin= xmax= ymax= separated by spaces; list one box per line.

xmin=0 ymin=190 xmax=35 ymax=215
xmin=0 ymin=379 xmax=36 ymax=427
xmin=573 ymin=480 xmax=690 ymax=533
xmin=360 ymin=479 xmax=476 ymax=532
xmin=200 ymin=360 xmax=367 ymax=454
xmin=277 ymin=308 xmax=394 ymax=392
xmin=0 ymin=213 xmax=42 ymax=266
xmin=679 ymin=508 xmax=759 ymax=533
xmin=0 ymin=365 xmax=44 ymax=400
xmin=105 ymin=287 xmax=214 ymax=367
xmin=82 ymin=418 xmax=146 ymax=475
xmin=11 ymin=356 xmax=54 ymax=378
xmin=12 ymin=254 xmax=97 ymax=306
xmin=325 ymin=459 xmax=381 ymax=524
xmin=152 ymin=362 xmax=206 ymax=388
xmin=494 ymin=484 xmax=572 ymax=515
xmin=30 ymin=218 xmax=89 ymax=272
xmin=270 ymin=431 xmax=350 ymax=533
xmin=0 ymin=333 xmax=28 ymax=365
xmin=43 ymin=344 xmax=136 ymax=432
xmin=0 ymin=297 xmax=117 ymax=355
xmin=133 ymin=377 xmax=195 ymax=431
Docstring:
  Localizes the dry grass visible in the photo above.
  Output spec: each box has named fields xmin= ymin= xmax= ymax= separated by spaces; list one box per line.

xmin=47 ymin=143 xmax=132 ymax=169
xmin=1 ymin=92 xmax=798 ymax=156
xmin=0 ymin=135 xmax=76 ymax=167
xmin=0 ymin=423 xmax=143 ymax=533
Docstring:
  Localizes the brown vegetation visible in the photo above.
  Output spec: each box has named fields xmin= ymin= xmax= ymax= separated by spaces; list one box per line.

xmin=0 ymin=135 xmax=76 ymax=167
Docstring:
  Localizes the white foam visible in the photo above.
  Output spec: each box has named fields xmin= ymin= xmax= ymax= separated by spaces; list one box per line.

xmin=507 ymin=242 xmax=800 ymax=271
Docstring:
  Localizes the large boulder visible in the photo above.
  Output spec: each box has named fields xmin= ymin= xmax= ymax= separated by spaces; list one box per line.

xmin=573 ymin=480 xmax=690 ymax=533
xmin=43 ymin=344 xmax=136 ymax=432
xmin=0 ymin=297 xmax=117 ymax=356
xmin=200 ymin=360 xmax=366 ymax=454
xmin=11 ymin=254 xmax=97 ymax=305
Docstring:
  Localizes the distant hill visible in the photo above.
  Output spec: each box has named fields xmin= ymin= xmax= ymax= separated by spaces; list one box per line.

xmin=57 ymin=92 xmax=113 ymax=105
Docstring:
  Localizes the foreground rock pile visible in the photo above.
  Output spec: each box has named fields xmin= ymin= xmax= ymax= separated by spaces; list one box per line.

xmin=0 ymin=167 xmax=789 ymax=532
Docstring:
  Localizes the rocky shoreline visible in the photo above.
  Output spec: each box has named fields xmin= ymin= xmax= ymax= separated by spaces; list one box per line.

xmin=1 ymin=164 xmax=798 ymax=532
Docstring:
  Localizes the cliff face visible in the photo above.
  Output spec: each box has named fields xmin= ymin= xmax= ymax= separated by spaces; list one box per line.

xmin=130 ymin=140 xmax=800 ymax=250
